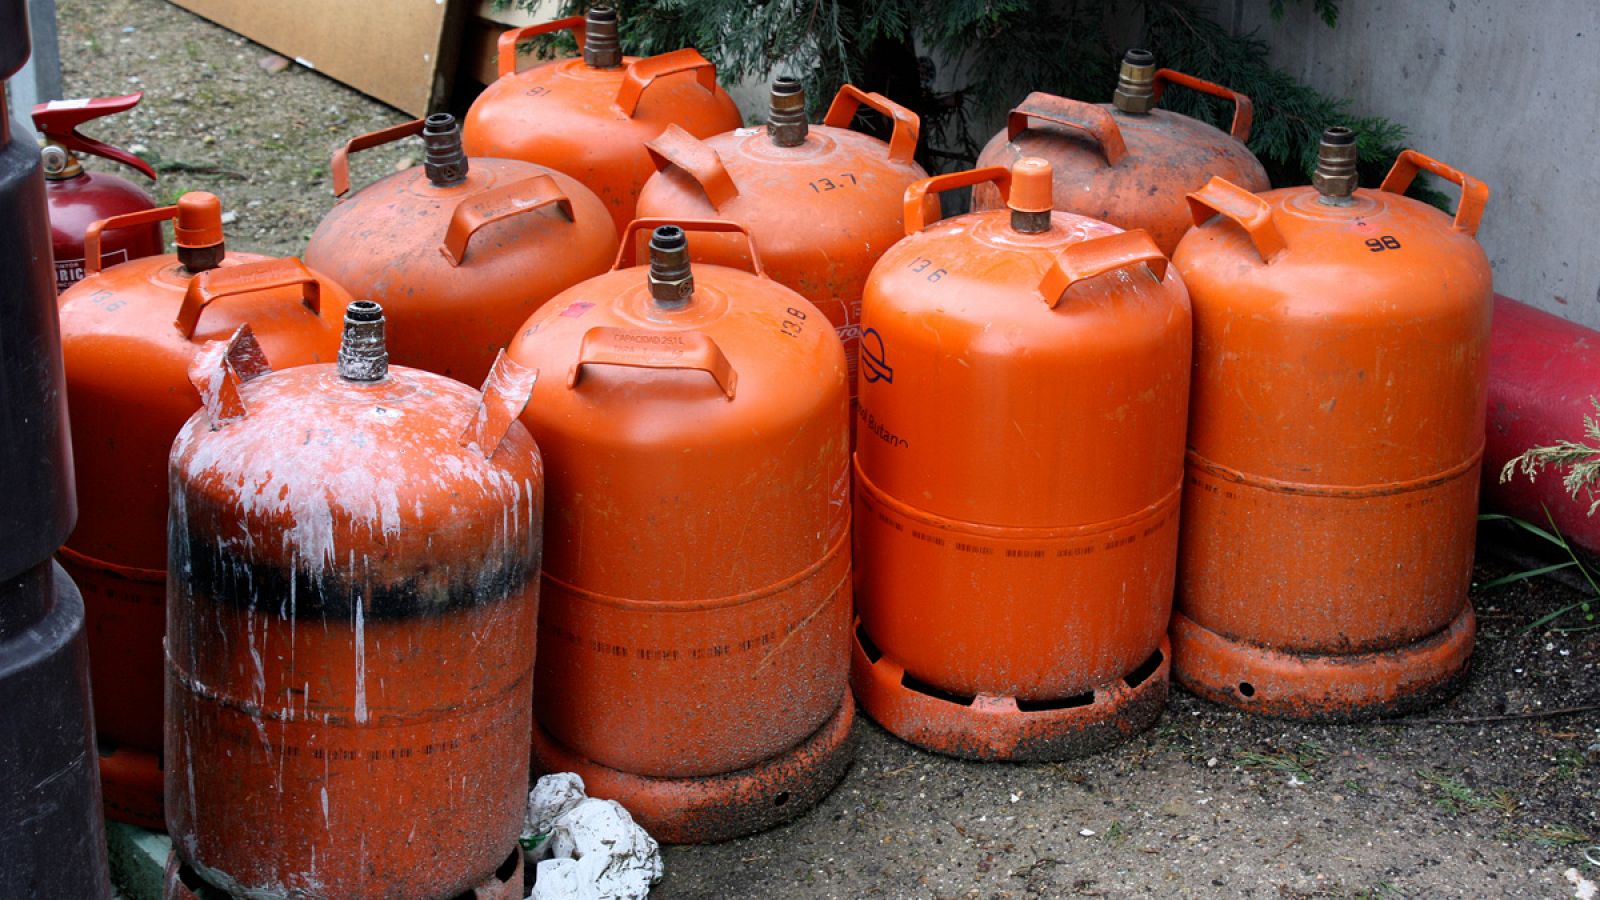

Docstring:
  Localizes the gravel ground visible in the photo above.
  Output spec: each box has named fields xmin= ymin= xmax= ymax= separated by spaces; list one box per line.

xmin=57 ymin=1 xmax=1600 ymax=897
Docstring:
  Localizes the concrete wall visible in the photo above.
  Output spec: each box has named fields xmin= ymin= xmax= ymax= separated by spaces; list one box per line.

xmin=1215 ymin=0 xmax=1600 ymax=326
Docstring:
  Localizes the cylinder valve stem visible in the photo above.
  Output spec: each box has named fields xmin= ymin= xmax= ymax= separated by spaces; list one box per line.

xmin=338 ymin=301 xmax=389 ymax=382
xmin=768 ymin=77 xmax=809 ymax=148
xmin=422 ymin=113 xmax=469 ymax=187
xmin=1313 ymin=126 xmax=1358 ymax=204
xmin=1112 ymin=49 xmax=1157 ymax=114
xmin=583 ymin=3 xmax=622 ymax=69
xmin=647 ymin=225 xmax=694 ymax=309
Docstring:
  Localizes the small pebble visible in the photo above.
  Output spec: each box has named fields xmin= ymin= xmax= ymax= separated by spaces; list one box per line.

xmin=259 ymin=54 xmax=291 ymax=75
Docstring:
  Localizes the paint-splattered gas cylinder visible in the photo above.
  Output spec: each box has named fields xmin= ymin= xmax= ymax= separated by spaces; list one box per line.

xmin=506 ymin=221 xmax=852 ymax=843
xmin=57 ymin=192 xmax=350 ymax=828
xmin=0 ymin=6 xmax=113 ymax=888
xmin=165 ymin=304 xmax=543 ymax=898
xmin=33 ymin=92 xmax=161 ymax=293
xmin=463 ymin=4 xmax=743 ymax=233
xmin=851 ymin=159 xmax=1191 ymax=760
xmin=1171 ymin=130 xmax=1492 ymax=718
xmin=305 ymin=113 xmax=617 ymax=387
xmin=635 ymin=79 xmax=927 ymax=414
xmin=972 ymin=50 xmax=1268 ymax=255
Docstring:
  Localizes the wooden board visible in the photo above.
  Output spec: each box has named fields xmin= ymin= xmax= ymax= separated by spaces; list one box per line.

xmin=168 ymin=0 xmax=466 ymax=115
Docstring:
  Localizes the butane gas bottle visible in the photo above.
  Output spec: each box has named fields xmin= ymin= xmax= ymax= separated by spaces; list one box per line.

xmin=973 ymin=50 xmax=1268 ymax=255
xmin=33 ymin=92 xmax=161 ymax=293
xmin=506 ymin=221 xmax=852 ymax=843
xmin=635 ymin=78 xmax=928 ymax=417
xmin=852 ymin=159 xmax=1191 ymax=760
xmin=1171 ymin=128 xmax=1492 ymax=719
xmin=463 ymin=4 xmax=743 ymax=233
xmin=165 ymin=305 xmax=542 ymax=899
xmin=57 ymin=192 xmax=350 ymax=828
xmin=307 ymin=113 xmax=617 ymax=387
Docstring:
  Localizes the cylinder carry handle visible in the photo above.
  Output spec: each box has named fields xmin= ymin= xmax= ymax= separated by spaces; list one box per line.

xmin=616 ymin=49 xmax=720 ymax=118
xmin=1186 ymin=176 xmax=1287 ymax=263
xmin=441 ymin=174 xmax=575 ymax=266
xmin=568 ymin=325 xmax=737 ymax=399
xmin=460 ymin=352 xmax=539 ymax=456
xmin=902 ymin=166 xmax=1010 ymax=235
xmin=821 ymin=84 xmax=920 ymax=164
xmin=1038 ymin=229 xmax=1168 ymax=308
xmin=1378 ymin=149 xmax=1489 ymax=237
xmin=644 ymin=124 xmax=740 ymax=208
xmin=497 ymin=16 xmax=587 ymax=78
xmin=1151 ymin=69 xmax=1254 ymax=141
xmin=330 ymin=118 xmax=428 ymax=197
xmin=176 ymin=258 xmax=323 ymax=340
xmin=614 ymin=217 xmax=764 ymax=275
xmin=1006 ymin=92 xmax=1127 ymax=167
xmin=187 ymin=324 xmax=272 ymax=427
xmin=83 ymin=205 xmax=173 ymax=276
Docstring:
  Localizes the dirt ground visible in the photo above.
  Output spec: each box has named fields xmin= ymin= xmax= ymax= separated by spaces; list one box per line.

xmin=55 ymin=1 xmax=1600 ymax=897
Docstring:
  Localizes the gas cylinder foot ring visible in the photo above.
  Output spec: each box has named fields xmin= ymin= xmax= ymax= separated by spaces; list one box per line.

xmin=164 ymin=845 xmax=526 ymax=900
xmin=1169 ymin=603 xmax=1476 ymax=721
xmin=98 ymin=742 xmax=165 ymax=830
xmin=531 ymin=694 xmax=856 ymax=845
xmin=851 ymin=622 xmax=1170 ymax=762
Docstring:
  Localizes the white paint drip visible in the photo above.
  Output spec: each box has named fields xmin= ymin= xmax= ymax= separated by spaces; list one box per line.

xmin=353 ymin=588 xmax=368 ymax=724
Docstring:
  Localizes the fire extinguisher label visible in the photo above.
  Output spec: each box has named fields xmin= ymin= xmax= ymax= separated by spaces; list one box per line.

xmin=55 ymin=248 xmax=129 ymax=293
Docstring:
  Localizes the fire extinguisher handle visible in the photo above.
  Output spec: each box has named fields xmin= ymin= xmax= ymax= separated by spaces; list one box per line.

xmin=83 ymin=204 xmax=176 ymax=277
xmin=1038 ymin=229 xmax=1169 ymax=308
xmin=616 ymin=49 xmax=720 ymax=118
xmin=187 ymin=324 xmax=272 ymax=427
xmin=460 ymin=352 xmax=538 ymax=457
xmin=614 ymin=217 xmax=765 ymax=276
xmin=176 ymin=258 xmax=323 ymax=340
xmin=821 ymin=84 xmax=921 ymax=165
xmin=30 ymin=93 xmax=158 ymax=180
xmin=1006 ymin=93 xmax=1128 ymax=167
xmin=1151 ymin=69 xmax=1255 ymax=142
xmin=330 ymin=118 xmax=427 ymax=197
xmin=644 ymin=124 xmax=739 ymax=209
xmin=902 ymin=166 xmax=1011 ymax=236
xmin=496 ymin=16 xmax=587 ymax=79
xmin=441 ymin=174 xmax=575 ymax=267
xmin=1186 ymin=176 xmax=1287 ymax=263
xmin=1378 ymin=149 xmax=1489 ymax=237
xmin=568 ymin=326 xmax=738 ymax=400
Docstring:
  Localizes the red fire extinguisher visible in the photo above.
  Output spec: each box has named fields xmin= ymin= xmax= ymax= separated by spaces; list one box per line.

xmin=32 ymin=92 xmax=161 ymax=293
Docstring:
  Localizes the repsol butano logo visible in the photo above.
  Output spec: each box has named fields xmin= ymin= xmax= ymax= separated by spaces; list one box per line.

xmin=860 ymin=328 xmax=892 ymax=384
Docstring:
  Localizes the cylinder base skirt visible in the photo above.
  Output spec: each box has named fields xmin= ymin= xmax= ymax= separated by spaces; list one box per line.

xmin=1170 ymin=603 xmax=1475 ymax=720
xmin=164 ymin=845 xmax=526 ymax=900
xmin=852 ymin=624 xmax=1170 ymax=761
xmin=531 ymin=693 xmax=856 ymax=845
xmin=99 ymin=744 xmax=164 ymax=830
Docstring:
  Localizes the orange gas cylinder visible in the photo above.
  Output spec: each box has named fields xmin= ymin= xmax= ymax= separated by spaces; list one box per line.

xmin=972 ymin=49 xmax=1268 ymax=255
xmin=305 ymin=114 xmax=617 ymax=387
xmin=462 ymin=5 xmax=743 ymax=233
xmin=165 ymin=305 xmax=542 ymax=898
xmin=1170 ymin=129 xmax=1492 ymax=719
xmin=635 ymin=79 xmax=928 ymax=410
xmin=56 ymin=192 xmax=351 ymax=829
xmin=851 ymin=159 xmax=1191 ymax=761
xmin=505 ymin=221 xmax=852 ymax=843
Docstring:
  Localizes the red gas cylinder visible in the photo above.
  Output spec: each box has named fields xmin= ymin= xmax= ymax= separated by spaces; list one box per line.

xmin=166 ymin=305 xmax=542 ymax=898
xmin=33 ymin=93 xmax=161 ymax=293
xmin=972 ymin=50 xmax=1268 ymax=255
xmin=635 ymin=79 xmax=928 ymax=412
xmin=306 ymin=113 xmax=617 ymax=387
xmin=851 ymin=160 xmax=1191 ymax=760
xmin=1484 ymin=296 xmax=1600 ymax=555
xmin=463 ymin=5 xmax=744 ymax=233
xmin=56 ymin=192 xmax=351 ymax=828
xmin=1171 ymin=130 xmax=1491 ymax=719
xmin=505 ymin=221 xmax=852 ymax=843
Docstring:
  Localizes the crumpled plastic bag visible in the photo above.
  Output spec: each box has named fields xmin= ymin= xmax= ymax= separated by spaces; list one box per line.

xmin=523 ymin=775 xmax=663 ymax=900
